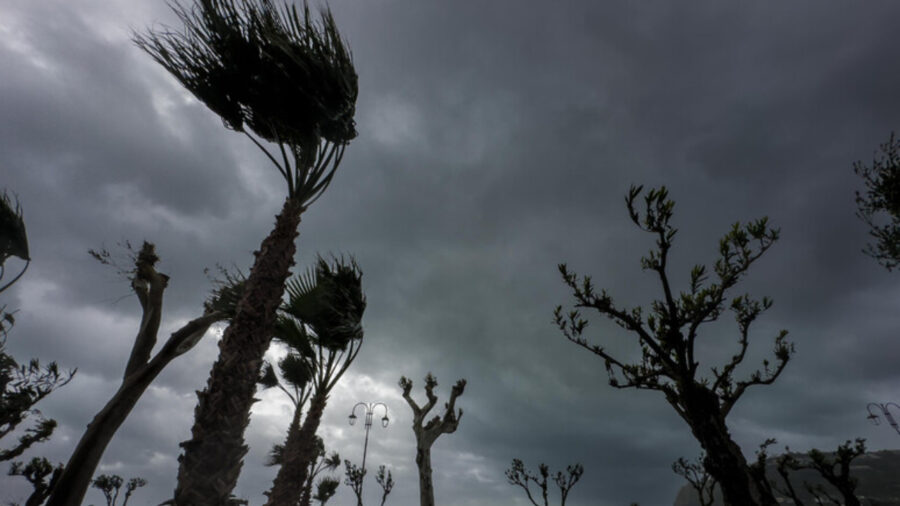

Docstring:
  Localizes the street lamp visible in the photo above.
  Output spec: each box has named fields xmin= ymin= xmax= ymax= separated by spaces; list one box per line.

xmin=866 ymin=402 xmax=900 ymax=435
xmin=349 ymin=402 xmax=389 ymax=474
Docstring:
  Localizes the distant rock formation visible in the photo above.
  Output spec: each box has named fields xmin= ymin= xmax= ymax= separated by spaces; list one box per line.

xmin=673 ymin=449 xmax=900 ymax=506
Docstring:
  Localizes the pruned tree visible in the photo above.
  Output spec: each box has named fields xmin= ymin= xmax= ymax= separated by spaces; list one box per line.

xmin=91 ymin=474 xmax=147 ymax=506
xmin=399 ymin=374 xmax=466 ymax=506
xmin=133 ymin=0 xmax=359 ymax=502
xmin=374 ymin=464 xmax=394 ymax=506
xmin=45 ymin=242 xmax=240 ymax=506
xmin=505 ymin=459 xmax=583 ymax=506
xmin=803 ymin=439 xmax=865 ymax=506
xmin=555 ymin=185 xmax=791 ymax=506
xmin=673 ymin=455 xmax=716 ymax=506
xmin=8 ymin=457 xmax=63 ymax=506
xmin=854 ymin=132 xmax=900 ymax=270
xmin=340 ymin=461 xmax=392 ymax=506
xmin=264 ymin=257 xmax=366 ymax=506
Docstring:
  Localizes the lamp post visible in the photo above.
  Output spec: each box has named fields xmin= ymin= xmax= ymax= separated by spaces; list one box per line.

xmin=349 ymin=402 xmax=389 ymax=474
xmin=866 ymin=402 xmax=900 ymax=435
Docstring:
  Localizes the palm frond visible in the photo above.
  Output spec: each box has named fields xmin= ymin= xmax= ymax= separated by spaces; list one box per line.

xmin=278 ymin=352 xmax=313 ymax=390
xmin=257 ymin=360 xmax=280 ymax=389
xmin=0 ymin=191 xmax=29 ymax=263
xmin=281 ymin=256 xmax=365 ymax=351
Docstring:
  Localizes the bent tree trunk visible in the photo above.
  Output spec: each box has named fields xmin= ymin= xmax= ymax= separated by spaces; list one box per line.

xmin=681 ymin=387 xmax=776 ymax=506
xmin=266 ymin=392 xmax=328 ymax=506
xmin=175 ymin=198 xmax=303 ymax=506
xmin=46 ymin=315 xmax=220 ymax=506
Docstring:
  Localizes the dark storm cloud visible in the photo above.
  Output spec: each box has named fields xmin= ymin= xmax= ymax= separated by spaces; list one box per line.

xmin=2 ymin=0 xmax=900 ymax=505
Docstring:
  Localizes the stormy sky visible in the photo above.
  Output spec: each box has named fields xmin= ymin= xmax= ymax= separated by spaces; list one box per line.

xmin=2 ymin=1 xmax=900 ymax=505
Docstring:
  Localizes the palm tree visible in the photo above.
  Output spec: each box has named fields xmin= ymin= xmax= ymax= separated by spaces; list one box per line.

xmin=133 ymin=1 xmax=358 ymax=503
xmin=264 ymin=257 xmax=365 ymax=506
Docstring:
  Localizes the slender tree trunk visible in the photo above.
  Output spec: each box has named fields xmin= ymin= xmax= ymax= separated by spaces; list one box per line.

xmin=680 ymin=388 xmax=776 ymax=506
xmin=266 ymin=392 xmax=328 ymax=506
xmin=175 ymin=198 xmax=303 ymax=506
xmin=415 ymin=445 xmax=435 ymax=506
xmin=46 ymin=313 xmax=220 ymax=506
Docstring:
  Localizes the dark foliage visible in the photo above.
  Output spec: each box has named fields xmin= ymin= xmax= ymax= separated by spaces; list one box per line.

xmin=855 ymin=132 xmax=900 ymax=270
xmin=8 ymin=457 xmax=63 ymax=506
xmin=134 ymin=0 xmax=358 ymax=203
xmin=556 ymin=185 xmax=788 ymax=505
xmin=505 ymin=458 xmax=584 ymax=506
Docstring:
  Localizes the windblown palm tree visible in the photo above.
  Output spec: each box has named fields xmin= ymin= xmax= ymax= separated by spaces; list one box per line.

xmin=264 ymin=257 xmax=365 ymax=506
xmin=133 ymin=1 xmax=358 ymax=503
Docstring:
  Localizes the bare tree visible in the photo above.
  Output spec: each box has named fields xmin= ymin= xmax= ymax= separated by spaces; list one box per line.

xmin=556 ymin=185 xmax=791 ymax=506
xmin=134 ymin=1 xmax=358 ymax=502
xmin=505 ymin=459 xmax=583 ymax=506
xmin=673 ymin=455 xmax=716 ymax=506
xmin=399 ymin=374 xmax=466 ymax=506
xmin=45 ymin=243 xmax=238 ymax=506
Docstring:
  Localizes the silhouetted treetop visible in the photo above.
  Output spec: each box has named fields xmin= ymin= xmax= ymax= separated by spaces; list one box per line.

xmin=855 ymin=132 xmax=900 ymax=270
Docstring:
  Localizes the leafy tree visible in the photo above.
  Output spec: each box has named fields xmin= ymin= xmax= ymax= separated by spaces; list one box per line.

xmin=1 ymin=191 xmax=72 ymax=500
xmin=8 ymin=457 xmax=63 ymax=506
xmin=45 ymin=243 xmax=240 ymax=506
xmin=399 ymin=374 xmax=466 ymax=506
xmin=134 ymin=0 xmax=358 ymax=502
xmin=556 ymin=186 xmax=790 ymax=506
xmin=91 ymin=474 xmax=147 ymax=506
xmin=676 ymin=439 xmax=868 ymax=505
xmin=264 ymin=257 xmax=366 ymax=506
xmin=341 ymin=461 xmax=393 ymax=506
xmin=505 ymin=459 xmax=583 ymax=506
xmin=374 ymin=464 xmax=394 ymax=506
xmin=854 ymin=132 xmax=900 ymax=270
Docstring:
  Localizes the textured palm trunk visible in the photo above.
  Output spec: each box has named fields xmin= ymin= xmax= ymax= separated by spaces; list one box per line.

xmin=175 ymin=198 xmax=303 ymax=506
xmin=415 ymin=445 xmax=435 ymax=506
xmin=265 ymin=392 xmax=328 ymax=506
xmin=680 ymin=387 xmax=776 ymax=506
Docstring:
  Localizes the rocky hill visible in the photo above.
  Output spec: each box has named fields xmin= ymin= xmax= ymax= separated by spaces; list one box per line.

xmin=673 ymin=450 xmax=900 ymax=506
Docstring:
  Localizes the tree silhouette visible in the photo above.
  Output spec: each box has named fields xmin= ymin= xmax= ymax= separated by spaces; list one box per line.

xmin=505 ymin=459 xmax=583 ymax=506
xmin=134 ymin=0 xmax=358 ymax=501
xmin=1 ymin=191 xmax=72 ymax=500
xmin=673 ymin=455 xmax=716 ymax=506
xmin=91 ymin=474 xmax=147 ymax=506
xmin=341 ymin=461 xmax=393 ymax=506
xmin=854 ymin=132 xmax=900 ymax=270
xmin=45 ymin=243 xmax=240 ymax=506
xmin=264 ymin=257 xmax=365 ymax=506
xmin=399 ymin=374 xmax=466 ymax=506
xmin=8 ymin=457 xmax=63 ymax=506
xmin=556 ymin=185 xmax=790 ymax=506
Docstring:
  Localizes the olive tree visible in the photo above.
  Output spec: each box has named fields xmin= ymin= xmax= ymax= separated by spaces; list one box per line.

xmin=556 ymin=186 xmax=790 ymax=505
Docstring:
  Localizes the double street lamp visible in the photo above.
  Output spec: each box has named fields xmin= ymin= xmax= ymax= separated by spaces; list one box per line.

xmin=348 ymin=401 xmax=389 ymax=473
xmin=866 ymin=402 xmax=900 ymax=435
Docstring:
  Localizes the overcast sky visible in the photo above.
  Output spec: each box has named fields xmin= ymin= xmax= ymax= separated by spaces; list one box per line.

xmin=2 ymin=1 xmax=900 ymax=505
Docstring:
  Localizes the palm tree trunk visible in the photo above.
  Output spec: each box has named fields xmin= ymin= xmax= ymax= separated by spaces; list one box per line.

xmin=265 ymin=392 xmax=328 ymax=506
xmin=175 ymin=197 xmax=303 ymax=506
